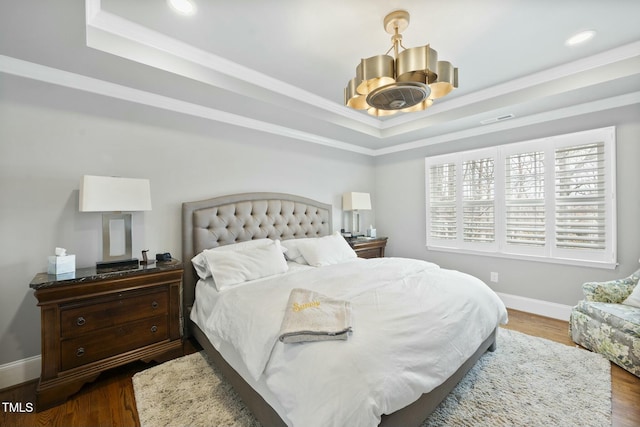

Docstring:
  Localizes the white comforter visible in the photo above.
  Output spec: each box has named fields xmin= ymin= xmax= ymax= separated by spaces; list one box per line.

xmin=191 ymin=257 xmax=508 ymax=427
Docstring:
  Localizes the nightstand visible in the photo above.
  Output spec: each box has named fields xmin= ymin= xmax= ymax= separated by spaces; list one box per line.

xmin=347 ymin=237 xmax=388 ymax=258
xmin=30 ymin=260 xmax=184 ymax=410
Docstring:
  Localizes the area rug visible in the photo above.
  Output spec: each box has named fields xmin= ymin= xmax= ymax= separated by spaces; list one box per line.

xmin=133 ymin=328 xmax=611 ymax=427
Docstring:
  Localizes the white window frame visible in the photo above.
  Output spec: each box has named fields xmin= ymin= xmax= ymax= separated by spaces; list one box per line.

xmin=425 ymin=127 xmax=617 ymax=269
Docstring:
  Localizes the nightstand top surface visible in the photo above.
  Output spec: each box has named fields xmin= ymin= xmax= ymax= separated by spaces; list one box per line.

xmin=346 ymin=236 xmax=387 ymax=242
xmin=30 ymin=259 xmax=183 ymax=290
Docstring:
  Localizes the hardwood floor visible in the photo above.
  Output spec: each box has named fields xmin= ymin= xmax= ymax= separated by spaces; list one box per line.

xmin=2 ymin=309 xmax=638 ymax=426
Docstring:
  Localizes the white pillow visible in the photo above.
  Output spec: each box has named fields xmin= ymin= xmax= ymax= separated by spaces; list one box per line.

xmin=202 ymin=239 xmax=288 ymax=291
xmin=622 ymin=284 xmax=640 ymax=308
xmin=191 ymin=239 xmax=284 ymax=280
xmin=280 ymin=238 xmax=312 ymax=265
xmin=295 ymin=231 xmax=357 ymax=267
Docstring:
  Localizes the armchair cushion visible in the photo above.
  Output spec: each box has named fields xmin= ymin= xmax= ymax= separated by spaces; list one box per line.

xmin=574 ymin=300 xmax=640 ymax=339
xmin=570 ymin=306 xmax=640 ymax=377
xmin=623 ymin=284 xmax=640 ymax=308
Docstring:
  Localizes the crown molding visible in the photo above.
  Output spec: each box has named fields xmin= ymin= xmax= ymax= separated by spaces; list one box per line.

xmin=373 ymin=91 xmax=640 ymax=156
xmin=2 ymin=54 xmax=638 ymax=158
xmin=380 ymin=40 xmax=640 ymax=130
xmin=85 ymin=0 xmax=382 ymax=132
xmin=2 ymin=1 xmax=638 ymax=158
xmin=0 ymin=55 xmax=374 ymax=156
xmin=85 ymin=0 xmax=640 ymax=143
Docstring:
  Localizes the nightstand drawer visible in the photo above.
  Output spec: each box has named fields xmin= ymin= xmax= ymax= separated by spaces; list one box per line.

xmin=60 ymin=289 xmax=168 ymax=338
xmin=60 ymin=314 xmax=168 ymax=371
xmin=347 ymin=237 xmax=387 ymax=259
xmin=356 ymin=248 xmax=382 ymax=259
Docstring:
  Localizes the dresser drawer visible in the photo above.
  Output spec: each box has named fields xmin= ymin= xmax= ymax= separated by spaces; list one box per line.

xmin=60 ymin=289 xmax=168 ymax=338
xmin=60 ymin=314 xmax=168 ymax=371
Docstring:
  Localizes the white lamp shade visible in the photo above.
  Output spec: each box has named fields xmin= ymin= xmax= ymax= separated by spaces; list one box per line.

xmin=343 ymin=192 xmax=371 ymax=211
xmin=79 ymin=175 xmax=152 ymax=212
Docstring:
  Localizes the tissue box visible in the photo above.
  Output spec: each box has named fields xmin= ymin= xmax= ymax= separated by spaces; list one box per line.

xmin=48 ymin=255 xmax=76 ymax=275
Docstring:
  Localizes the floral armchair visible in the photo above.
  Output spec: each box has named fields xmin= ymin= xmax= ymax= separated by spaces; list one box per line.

xmin=569 ymin=268 xmax=640 ymax=377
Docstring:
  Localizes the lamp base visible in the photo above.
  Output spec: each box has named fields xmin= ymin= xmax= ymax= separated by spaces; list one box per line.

xmin=96 ymin=258 xmax=139 ymax=272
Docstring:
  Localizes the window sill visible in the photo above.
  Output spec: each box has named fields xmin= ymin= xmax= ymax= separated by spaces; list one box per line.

xmin=426 ymin=245 xmax=617 ymax=270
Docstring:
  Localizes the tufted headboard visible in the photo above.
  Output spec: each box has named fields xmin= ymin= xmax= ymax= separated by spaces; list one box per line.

xmin=181 ymin=192 xmax=332 ymax=333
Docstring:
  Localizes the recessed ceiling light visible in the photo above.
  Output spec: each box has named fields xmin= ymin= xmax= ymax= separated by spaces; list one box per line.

xmin=167 ymin=0 xmax=196 ymax=16
xmin=565 ymin=30 xmax=596 ymax=46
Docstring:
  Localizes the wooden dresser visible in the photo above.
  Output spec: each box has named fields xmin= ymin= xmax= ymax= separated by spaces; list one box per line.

xmin=30 ymin=260 xmax=184 ymax=410
xmin=347 ymin=237 xmax=388 ymax=258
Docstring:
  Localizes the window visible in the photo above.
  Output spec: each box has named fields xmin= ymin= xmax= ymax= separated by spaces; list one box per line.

xmin=425 ymin=127 xmax=616 ymax=268
xmin=428 ymin=163 xmax=456 ymax=240
xmin=555 ymin=143 xmax=606 ymax=251
xmin=463 ymin=158 xmax=495 ymax=244
xmin=505 ymin=151 xmax=545 ymax=247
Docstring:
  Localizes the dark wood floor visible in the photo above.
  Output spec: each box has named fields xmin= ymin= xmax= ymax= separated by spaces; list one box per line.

xmin=2 ymin=309 xmax=639 ymax=427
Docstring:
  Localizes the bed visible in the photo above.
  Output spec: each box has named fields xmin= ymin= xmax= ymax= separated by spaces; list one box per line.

xmin=182 ymin=192 xmax=508 ymax=427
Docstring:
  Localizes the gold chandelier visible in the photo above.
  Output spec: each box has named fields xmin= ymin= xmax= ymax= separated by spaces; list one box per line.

xmin=344 ymin=10 xmax=458 ymax=117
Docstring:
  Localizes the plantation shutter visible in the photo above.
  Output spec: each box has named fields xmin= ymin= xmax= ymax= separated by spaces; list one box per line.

xmin=462 ymin=158 xmax=494 ymax=243
xmin=429 ymin=163 xmax=457 ymax=240
xmin=505 ymin=151 xmax=545 ymax=247
xmin=425 ymin=127 xmax=615 ymax=268
xmin=555 ymin=142 xmax=606 ymax=250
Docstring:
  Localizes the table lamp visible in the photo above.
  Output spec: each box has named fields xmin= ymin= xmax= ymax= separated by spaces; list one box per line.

xmin=79 ymin=175 xmax=152 ymax=270
xmin=342 ymin=192 xmax=371 ymax=236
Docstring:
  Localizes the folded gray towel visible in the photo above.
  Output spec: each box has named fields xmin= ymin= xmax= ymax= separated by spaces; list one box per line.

xmin=279 ymin=288 xmax=352 ymax=343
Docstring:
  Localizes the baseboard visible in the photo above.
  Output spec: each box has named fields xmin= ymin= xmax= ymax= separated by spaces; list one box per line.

xmin=496 ymin=292 xmax=573 ymax=321
xmin=0 ymin=355 xmax=40 ymax=390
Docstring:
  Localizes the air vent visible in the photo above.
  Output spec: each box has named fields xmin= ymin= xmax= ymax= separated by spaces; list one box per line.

xmin=366 ymin=82 xmax=430 ymax=110
xmin=480 ymin=114 xmax=515 ymax=125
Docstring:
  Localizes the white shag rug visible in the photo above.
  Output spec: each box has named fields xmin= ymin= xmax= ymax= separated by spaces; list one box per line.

xmin=133 ymin=329 xmax=611 ymax=427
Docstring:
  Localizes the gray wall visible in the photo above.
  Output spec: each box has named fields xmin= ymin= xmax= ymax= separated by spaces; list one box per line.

xmin=0 ymin=77 xmax=375 ymax=365
xmin=374 ymin=104 xmax=640 ymax=306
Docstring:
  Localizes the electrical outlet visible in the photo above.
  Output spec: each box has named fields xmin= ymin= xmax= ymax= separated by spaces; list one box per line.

xmin=490 ymin=272 xmax=499 ymax=283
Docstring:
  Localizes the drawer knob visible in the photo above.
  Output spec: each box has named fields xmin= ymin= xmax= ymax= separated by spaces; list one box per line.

xmin=150 ymin=325 xmax=158 ymax=333
xmin=76 ymin=347 xmax=85 ymax=357
xmin=76 ymin=316 xmax=86 ymax=326
xmin=151 ymin=301 xmax=159 ymax=309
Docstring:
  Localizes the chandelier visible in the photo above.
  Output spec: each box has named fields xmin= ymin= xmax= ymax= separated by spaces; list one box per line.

xmin=344 ymin=10 xmax=458 ymax=117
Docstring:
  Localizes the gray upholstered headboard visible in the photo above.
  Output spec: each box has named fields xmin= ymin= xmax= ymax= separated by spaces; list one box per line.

xmin=181 ymin=192 xmax=332 ymax=332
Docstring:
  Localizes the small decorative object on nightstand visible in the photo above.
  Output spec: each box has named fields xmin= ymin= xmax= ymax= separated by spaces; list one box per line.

xmin=346 ymin=236 xmax=388 ymax=259
xmin=30 ymin=259 xmax=184 ymax=411
xmin=141 ymin=249 xmax=155 ymax=266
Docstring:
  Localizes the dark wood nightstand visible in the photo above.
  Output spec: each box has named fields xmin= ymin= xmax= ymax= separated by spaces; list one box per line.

xmin=30 ymin=260 xmax=184 ymax=411
xmin=346 ymin=237 xmax=388 ymax=258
